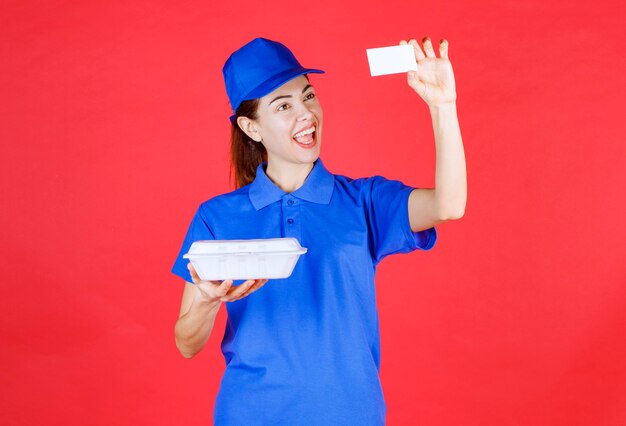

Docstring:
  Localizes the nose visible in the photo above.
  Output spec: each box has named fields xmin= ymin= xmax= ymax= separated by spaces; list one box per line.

xmin=296 ymin=102 xmax=314 ymax=121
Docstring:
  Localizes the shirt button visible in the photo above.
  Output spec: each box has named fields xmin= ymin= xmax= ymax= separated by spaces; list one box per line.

xmin=287 ymin=199 xmax=294 ymax=205
xmin=287 ymin=218 xmax=294 ymax=224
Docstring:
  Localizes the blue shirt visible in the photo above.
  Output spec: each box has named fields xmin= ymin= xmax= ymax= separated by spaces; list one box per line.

xmin=172 ymin=158 xmax=437 ymax=425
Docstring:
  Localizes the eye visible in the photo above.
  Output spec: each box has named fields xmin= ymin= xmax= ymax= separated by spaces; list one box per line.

xmin=305 ymin=92 xmax=316 ymax=100
xmin=277 ymin=103 xmax=290 ymax=111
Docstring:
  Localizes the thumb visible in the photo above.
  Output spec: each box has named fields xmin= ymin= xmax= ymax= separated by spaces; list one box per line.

xmin=408 ymin=71 xmax=426 ymax=97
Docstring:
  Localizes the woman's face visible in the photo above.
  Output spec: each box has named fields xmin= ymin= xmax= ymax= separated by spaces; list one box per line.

xmin=241 ymin=75 xmax=323 ymax=170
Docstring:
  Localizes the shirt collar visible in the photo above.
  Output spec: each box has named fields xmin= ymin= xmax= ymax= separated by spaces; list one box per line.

xmin=248 ymin=158 xmax=335 ymax=210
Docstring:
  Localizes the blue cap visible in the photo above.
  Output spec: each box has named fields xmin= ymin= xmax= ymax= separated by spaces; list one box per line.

xmin=223 ymin=38 xmax=325 ymax=123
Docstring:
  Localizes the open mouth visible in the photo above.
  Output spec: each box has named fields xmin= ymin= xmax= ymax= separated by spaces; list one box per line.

xmin=293 ymin=126 xmax=317 ymax=148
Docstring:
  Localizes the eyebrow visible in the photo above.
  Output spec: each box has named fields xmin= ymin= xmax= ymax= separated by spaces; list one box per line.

xmin=268 ymin=84 xmax=313 ymax=105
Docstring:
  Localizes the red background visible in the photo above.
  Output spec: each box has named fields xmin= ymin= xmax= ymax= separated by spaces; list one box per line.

xmin=2 ymin=1 xmax=625 ymax=425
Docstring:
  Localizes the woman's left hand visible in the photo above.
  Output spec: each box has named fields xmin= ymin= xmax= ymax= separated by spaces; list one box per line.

xmin=401 ymin=37 xmax=456 ymax=107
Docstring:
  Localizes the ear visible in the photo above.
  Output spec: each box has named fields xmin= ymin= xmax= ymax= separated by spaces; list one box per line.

xmin=237 ymin=116 xmax=262 ymax=142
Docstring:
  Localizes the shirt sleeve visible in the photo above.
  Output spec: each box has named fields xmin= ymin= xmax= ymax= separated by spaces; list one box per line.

xmin=365 ymin=175 xmax=437 ymax=264
xmin=171 ymin=205 xmax=216 ymax=283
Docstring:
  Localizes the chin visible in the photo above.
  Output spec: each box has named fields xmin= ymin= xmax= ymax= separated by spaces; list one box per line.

xmin=300 ymin=149 xmax=320 ymax=164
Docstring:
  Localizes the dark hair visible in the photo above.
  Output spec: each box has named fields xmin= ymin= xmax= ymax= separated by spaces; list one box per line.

xmin=230 ymin=99 xmax=266 ymax=189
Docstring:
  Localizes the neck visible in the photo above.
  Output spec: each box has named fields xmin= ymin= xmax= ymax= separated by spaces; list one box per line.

xmin=265 ymin=160 xmax=315 ymax=193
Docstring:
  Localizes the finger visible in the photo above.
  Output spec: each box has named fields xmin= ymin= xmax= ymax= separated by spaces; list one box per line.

xmin=408 ymin=72 xmax=427 ymax=99
xmin=422 ymin=37 xmax=436 ymax=58
xmin=231 ymin=278 xmax=269 ymax=301
xmin=409 ymin=38 xmax=426 ymax=61
xmin=245 ymin=279 xmax=268 ymax=296
xmin=400 ymin=39 xmax=407 ymax=45
xmin=216 ymin=279 xmax=234 ymax=296
xmin=233 ymin=280 xmax=261 ymax=300
xmin=197 ymin=278 xmax=232 ymax=299
xmin=228 ymin=281 xmax=257 ymax=302
xmin=222 ymin=279 xmax=256 ymax=302
xmin=439 ymin=39 xmax=449 ymax=59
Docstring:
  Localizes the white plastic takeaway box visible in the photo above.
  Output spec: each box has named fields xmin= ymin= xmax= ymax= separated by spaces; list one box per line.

xmin=183 ymin=238 xmax=307 ymax=281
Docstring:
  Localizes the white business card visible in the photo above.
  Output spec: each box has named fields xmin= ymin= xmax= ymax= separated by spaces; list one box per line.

xmin=366 ymin=44 xmax=417 ymax=77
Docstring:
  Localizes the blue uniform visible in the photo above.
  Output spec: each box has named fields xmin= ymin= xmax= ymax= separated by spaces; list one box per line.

xmin=172 ymin=158 xmax=437 ymax=425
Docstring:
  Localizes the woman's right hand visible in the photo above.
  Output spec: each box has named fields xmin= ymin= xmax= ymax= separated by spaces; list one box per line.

xmin=187 ymin=263 xmax=268 ymax=304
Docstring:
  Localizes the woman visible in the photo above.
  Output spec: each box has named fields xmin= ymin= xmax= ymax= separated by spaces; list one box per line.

xmin=172 ymin=36 xmax=466 ymax=425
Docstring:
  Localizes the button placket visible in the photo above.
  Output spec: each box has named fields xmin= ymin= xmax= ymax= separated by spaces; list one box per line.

xmin=282 ymin=196 xmax=301 ymax=241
